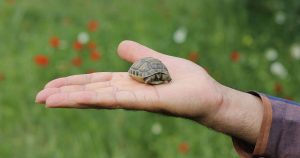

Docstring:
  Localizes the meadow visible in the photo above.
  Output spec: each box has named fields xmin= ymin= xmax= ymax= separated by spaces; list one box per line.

xmin=1 ymin=0 xmax=300 ymax=157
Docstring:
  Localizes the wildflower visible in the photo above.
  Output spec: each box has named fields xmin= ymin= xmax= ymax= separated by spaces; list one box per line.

xmin=285 ymin=96 xmax=294 ymax=101
xmin=270 ymin=62 xmax=288 ymax=79
xmin=90 ymin=50 xmax=101 ymax=61
xmin=0 ymin=73 xmax=5 ymax=81
xmin=275 ymin=11 xmax=286 ymax=25
xmin=265 ymin=48 xmax=278 ymax=61
xmin=151 ymin=122 xmax=162 ymax=135
xmin=34 ymin=54 xmax=49 ymax=66
xmin=77 ymin=32 xmax=90 ymax=44
xmin=187 ymin=51 xmax=199 ymax=62
xmin=49 ymin=36 xmax=60 ymax=48
xmin=242 ymin=35 xmax=253 ymax=47
xmin=290 ymin=44 xmax=300 ymax=60
xmin=274 ymin=82 xmax=283 ymax=94
xmin=173 ymin=26 xmax=187 ymax=44
xmin=5 ymin=0 xmax=15 ymax=4
xmin=73 ymin=41 xmax=83 ymax=51
xmin=88 ymin=41 xmax=97 ymax=50
xmin=71 ymin=57 xmax=82 ymax=67
xmin=88 ymin=20 xmax=98 ymax=32
xmin=178 ymin=142 xmax=189 ymax=154
xmin=230 ymin=50 xmax=240 ymax=62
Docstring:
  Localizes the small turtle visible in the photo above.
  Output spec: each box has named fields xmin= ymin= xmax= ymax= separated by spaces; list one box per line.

xmin=128 ymin=57 xmax=172 ymax=85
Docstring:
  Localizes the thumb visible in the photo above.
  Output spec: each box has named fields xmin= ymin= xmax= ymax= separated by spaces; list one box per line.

xmin=117 ymin=40 xmax=167 ymax=63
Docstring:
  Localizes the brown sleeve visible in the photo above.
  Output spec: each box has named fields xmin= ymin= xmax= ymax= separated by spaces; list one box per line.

xmin=233 ymin=92 xmax=300 ymax=158
xmin=264 ymin=95 xmax=300 ymax=157
xmin=232 ymin=91 xmax=273 ymax=158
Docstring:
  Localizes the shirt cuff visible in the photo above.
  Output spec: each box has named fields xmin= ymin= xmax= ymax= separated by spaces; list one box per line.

xmin=232 ymin=91 xmax=273 ymax=158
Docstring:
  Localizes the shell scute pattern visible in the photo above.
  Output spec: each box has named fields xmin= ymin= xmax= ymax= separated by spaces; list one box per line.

xmin=128 ymin=57 xmax=171 ymax=85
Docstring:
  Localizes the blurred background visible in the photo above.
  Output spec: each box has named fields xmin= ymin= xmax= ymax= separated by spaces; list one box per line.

xmin=1 ymin=0 xmax=300 ymax=157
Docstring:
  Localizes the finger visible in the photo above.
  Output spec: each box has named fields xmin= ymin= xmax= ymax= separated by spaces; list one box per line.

xmin=36 ymin=88 xmax=60 ymax=103
xmin=44 ymin=72 xmax=112 ymax=88
xmin=36 ymin=81 xmax=114 ymax=104
xmin=36 ymin=86 xmax=85 ymax=104
xmin=117 ymin=40 xmax=169 ymax=63
xmin=45 ymin=89 xmax=158 ymax=112
xmin=114 ymin=90 xmax=157 ymax=111
xmin=45 ymin=91 xmax=118 ymax=108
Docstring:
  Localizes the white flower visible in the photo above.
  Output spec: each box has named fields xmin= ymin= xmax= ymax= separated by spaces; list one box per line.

xmin=275 ymin=11 xmax=286 ymax=25
xmin=265 ymin=48 xmax=278 ymax=61
xmin=151 ymin=122 xmax=162 ymax=135
xmin=270 ymin=62 xmax=288 ymax=79
xmin=173 ymin=26 xmax=187 ymax=44
xmin=77 ymin=32 xmax=90 ymax=44
xmin=290 ymin=44 xmax=300 ymax=60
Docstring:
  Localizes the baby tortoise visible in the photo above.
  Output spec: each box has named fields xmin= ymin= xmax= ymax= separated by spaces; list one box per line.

xmin=128 ymin=57 xmax=172 ymax=85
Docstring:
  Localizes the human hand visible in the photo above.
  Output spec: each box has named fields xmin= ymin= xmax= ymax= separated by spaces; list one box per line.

xmin=35 ymin=40 xmax=263 ymax=144
xmin=36 ymin=40 xmax=224 ymax=120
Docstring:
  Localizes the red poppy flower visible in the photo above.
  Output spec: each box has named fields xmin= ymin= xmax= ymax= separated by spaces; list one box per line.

xmin=5 ymin=0 xmax=15 ymax=4
xmin=34 ymin=54 xmax=49 ymax=66
xmin=0 ymin=73 xmax=5 ymax=81
xmin=71 ymin=57 xmax=82 ymax=67
xmin=73 ymin=41 xmax=83 ymax=51
xmin=88 ymin=20 xmax=98 ymax=32
xmin=88 ymin=41 xmax=97 ymax=50
xmin=49 ymin=36 xmax=60 ymax=48
xmin=90 ymin=50 xmax=101 ymax=61
xmin=285 ymin=96 xmax=294 ymax=101
xmin=162 ymin=9 xmax=171 ymax=19
xmin=178 ymin=142 xmax=189 ymax=154
xmin=230 ymin=50 xmax=240 ymax=62
xmin=274 ymin=82 xmax=283 ymax=94
xmin=187 ymin=51 xmax=200 ymax=62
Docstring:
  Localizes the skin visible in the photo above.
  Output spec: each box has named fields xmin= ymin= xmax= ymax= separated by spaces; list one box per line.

xmin=36 ymin=40 xmax=263 ymax=145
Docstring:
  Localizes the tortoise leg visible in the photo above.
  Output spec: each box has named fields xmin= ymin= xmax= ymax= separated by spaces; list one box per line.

xmin=156 ymin=73 xmax=162 ymax=80
xmin=144 ymin=76 xmax=153 ymax=84
xmin=149 ymin=75 xmax=164 ymax=84
xmin=145 ymin=75 xmax=164 ymax=85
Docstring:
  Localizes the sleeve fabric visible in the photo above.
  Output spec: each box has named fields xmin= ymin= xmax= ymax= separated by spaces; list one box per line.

xmin=232 ymin=92 xmax=300 ymax=158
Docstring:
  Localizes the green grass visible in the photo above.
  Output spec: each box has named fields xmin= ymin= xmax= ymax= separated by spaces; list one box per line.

xmin=1 ymin=0 xmax=300 ymax=157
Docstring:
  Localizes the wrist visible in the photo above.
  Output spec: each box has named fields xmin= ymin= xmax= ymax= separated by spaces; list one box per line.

xmin=202 ymin=86 xmax=264 ymax=144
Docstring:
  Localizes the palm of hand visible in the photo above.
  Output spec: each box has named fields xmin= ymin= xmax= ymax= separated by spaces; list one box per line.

xmin=36 ymin=41 xmax=223 ymax=119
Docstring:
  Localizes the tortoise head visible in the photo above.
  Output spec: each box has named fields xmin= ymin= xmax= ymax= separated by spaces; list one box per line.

xmin=162 ymin=73 xmax=171 ymax=82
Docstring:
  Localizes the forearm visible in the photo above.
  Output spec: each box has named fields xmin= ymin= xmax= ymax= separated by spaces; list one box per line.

xmin=200 ymin=86 xmax=264 ymax=144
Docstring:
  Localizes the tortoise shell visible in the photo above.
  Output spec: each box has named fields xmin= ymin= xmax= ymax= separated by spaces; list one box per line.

xmin=128 ymin=57 xmax=171 ymax=85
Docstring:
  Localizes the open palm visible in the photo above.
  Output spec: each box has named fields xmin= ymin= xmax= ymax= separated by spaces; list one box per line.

xmin=36 ymin=41 xmax=224 ymax=120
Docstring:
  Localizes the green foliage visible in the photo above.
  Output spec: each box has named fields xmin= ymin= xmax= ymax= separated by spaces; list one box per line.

xmin=0 ymin=0 xmax=300 ymax=157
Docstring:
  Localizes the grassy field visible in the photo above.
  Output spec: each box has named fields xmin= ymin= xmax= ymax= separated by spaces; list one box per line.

xmin=1 ymin=0 xmax=300 ymax=157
